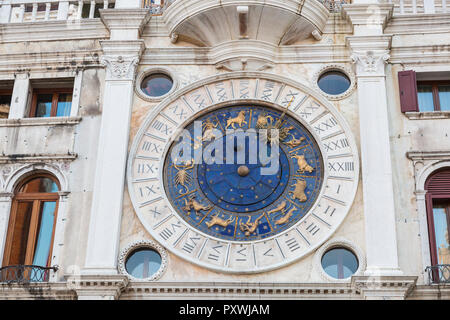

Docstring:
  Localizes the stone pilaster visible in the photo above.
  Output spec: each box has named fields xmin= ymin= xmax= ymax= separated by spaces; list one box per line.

xmin=82 ymin=9 xmax=149 ymax=279
xmin=346 ymin=34 xmax=403 ymax=276
xmin=0 ymin=192 xmax=13 ymax=266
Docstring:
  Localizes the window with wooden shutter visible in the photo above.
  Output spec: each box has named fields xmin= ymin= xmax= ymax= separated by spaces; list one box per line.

xmin=398 ymin=70 xmax=419 ymax=113
xmin=425 ymin=169 xmax=450 ymax=274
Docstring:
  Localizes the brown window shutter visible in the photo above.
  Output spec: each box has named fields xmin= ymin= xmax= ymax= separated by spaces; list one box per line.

xmin=425 ymin=169 xmax=450 ymax=196
xmin=398 ymin=70 xmax=419 ymax=113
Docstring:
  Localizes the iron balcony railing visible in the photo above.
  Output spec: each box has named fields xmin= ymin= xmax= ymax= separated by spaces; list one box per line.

xmin=425 ymin=264 xmax=450 ymax=285
xmin=0 ymin=265 xmax=58 ymax=284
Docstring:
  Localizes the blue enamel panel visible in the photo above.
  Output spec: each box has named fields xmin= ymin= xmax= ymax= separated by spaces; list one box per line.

xmin=164 ymin=105 xmax=324 ymax=242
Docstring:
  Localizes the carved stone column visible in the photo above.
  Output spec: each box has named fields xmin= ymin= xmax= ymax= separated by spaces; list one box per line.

xmin=347 ymin=35 xmax=403 ymax=277
xmin=82 ymin=9 xmax=149 ymax=281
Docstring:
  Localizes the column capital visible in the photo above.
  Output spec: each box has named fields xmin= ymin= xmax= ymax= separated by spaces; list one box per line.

xmin=100 ymin=40 xmax=145 ymax=81
xmin=346 ymin=35 xmax=392 ymax=77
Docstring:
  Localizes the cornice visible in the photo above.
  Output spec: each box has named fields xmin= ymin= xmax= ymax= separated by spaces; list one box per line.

xmin=141 ymin=41 xmax=350 ymax=65
xmin=346 ymin=35 xmax=393 ymax=52
xmin=99 ymin=8 xmax=152 ymax=38
xmin=342 ymin=3 xmax=394 ymax=30
xmin=0 ymin=154 xmax=78 ymax=164
xmin=0 ymin=282 xmax=76 ymax=300
xmin=0 ymin=19 xmax=109 ymax=43
xmin=0 ymin=116 xmax=82 ymax=127
xmin=406 ymin=151 xmax=450 ymax=161
xmin=385 ymin=13 xmax=450 ymax=35
xmin=389 ymin=45 xmax=450 ymax=64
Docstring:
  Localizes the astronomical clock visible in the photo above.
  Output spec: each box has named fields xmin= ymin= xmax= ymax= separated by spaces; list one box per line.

xmin=127 ymin=73 xmax=359 ymax=273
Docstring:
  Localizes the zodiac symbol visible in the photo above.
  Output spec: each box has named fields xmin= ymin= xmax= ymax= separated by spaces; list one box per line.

xmin=226 ymin=110 xmax=247 ymax=129
xmin=202 ymin=119 xmax=218 ymax=142
xmin=182 ymin=195 xmax=212 ymax=216
xmin=205 ymin=214 xmax=235 ymax=228
xmin=289 ymin=179 xmax=308 ymax=202
xmin=291 ymin=154 xmax=314 ymax=173
xmin=256 ymin=112 xmax=274 ymax=129
xmin=174 ymin=158 xmax=194 ymax=193
xmin=283 ymin=134 xmax=305 ymax=148
xmin=239 ymin=214 xmax=264 ymax=237
xmin=267 ymin=201 xmax=287 ymax=215
xmin=275 ymin=207 xmax=296 ymax=225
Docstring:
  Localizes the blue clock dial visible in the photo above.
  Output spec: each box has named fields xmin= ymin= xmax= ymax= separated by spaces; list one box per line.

xmin=163 ymin=105 xmax=324 ymax=242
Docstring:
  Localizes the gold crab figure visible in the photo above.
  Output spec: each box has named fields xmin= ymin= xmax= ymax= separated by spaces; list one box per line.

xmin=174 ymin=158 xmax=195 ymax=193
xmin=256 ymin=112 xmax=274 ymax=129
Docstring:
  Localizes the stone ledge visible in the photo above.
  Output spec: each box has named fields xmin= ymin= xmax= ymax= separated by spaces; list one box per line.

xmin=404 ymin=111 xmax=450 ymax=120
xmin=0 ymin=116 xmax=82 ymax=127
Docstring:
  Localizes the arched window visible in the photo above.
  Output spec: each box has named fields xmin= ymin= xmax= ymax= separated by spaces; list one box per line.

xmin=425 ymin=169 xmax=450 ymax=268
xmin=2 ymin=173 xmax=60 ymax=268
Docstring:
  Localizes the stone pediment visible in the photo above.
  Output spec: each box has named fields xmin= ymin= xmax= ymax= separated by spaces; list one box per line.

xmin=163 ymin=0 xmax=330 ymax=47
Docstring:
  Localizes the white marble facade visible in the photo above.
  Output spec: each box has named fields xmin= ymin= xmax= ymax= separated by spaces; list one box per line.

xmin=0 ymin=0 xmax=448 ymax=300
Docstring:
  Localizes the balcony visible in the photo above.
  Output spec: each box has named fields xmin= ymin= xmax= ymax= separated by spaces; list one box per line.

xmin=0 ymin=265 xmax=58 ymax=284
xmin=426 ymin=265 xmax=450 ymax=285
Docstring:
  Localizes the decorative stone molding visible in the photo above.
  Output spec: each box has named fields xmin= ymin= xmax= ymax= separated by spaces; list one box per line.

xmin=342 ymin=3 xmax=394 ymax=31
xmin=121 ymin=281 xmax=359 ymax=300
xmin=350 ymin=50 xmax=390 ymax=76
xmin=99 ymin=8 xmax=151 ymax=41
xmin=215 ymin=58 xmax=274 ymax=72
xmin=314 ymin=237 xmax=366 ymax=283
xmin=351 ymin=276 xmax=417 ymax=300
xmin=101 ymin=55 xmax=140 ymax=81
xmin=72 ymin=275 xmax=129 ymax=300
xmin=312 ymin=64 xmax=356 ymax=100
xmin=118 ymin=239 xmax=168 ymax=282
xmin=135 ymin=67 xmax=178 ymax=102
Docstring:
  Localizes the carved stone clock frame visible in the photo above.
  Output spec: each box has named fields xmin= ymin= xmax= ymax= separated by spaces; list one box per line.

xmin=127 ymin=71 xmax=360 ymax=274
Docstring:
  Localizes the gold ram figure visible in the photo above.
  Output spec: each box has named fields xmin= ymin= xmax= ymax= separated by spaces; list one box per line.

xmin=205 ymin=214 xmax=235 ymax=228
xmin=226 ymin=110 xmax=247 ymax=129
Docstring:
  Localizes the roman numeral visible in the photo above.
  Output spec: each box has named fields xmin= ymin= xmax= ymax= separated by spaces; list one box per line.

xmin=261 ymin=81 xmax=275 ymax=101
xmin=263 ymin=248 xmax=274 ymax=257
xmin=159 ymin=221 xmax=183 ymax=241
xmin=151 ymin=120 xmax=171 ymax=135
xmin=306 ymin=222 xmax=320 ymax=236
xmin=281 ymin=90 xmax=298 ymax=106
xmin=314 ymin=117 xmax=337 ymax=134
xmin=239 ymin=80 xmax=249 ymax=99
xmin=324 ymin=205 xmax=336 ymax=217
xmin=193 ymin=94 xmax=206 ymax=109
xmin=285 ymin=238 xmax=301 ymax=252
xmin=149 ymin=206 xmax=162 ymax=218
xmin=142 ymin=141 xmax=161 ymax=153
xmin=215 ymin=82 xmax=227 ymax=101
xmin=328 ymin=161 xmax=354 ymax=172
xmin=208 ymin=244 xmax=224 ymax=261
xmin=137 ymin=163 xmax=155 ymax=174
xmin=139 ymin=185 xmax=158 ymax=197
xmin=324 ymin=138 xmax=349 ymax=152
xmin=168 ymin=104 xmax=187 ymax=120
xmin=235 ymin=247 xmax=248 ymax=262
xmin=182 ymin=236 xmax=201 ymax=254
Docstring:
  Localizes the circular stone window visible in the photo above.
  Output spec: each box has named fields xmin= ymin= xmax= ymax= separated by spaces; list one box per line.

xmin=125 ymin=248 xmax=162 ymax=279
xmin=321 ymin=247 xmax=359 ymax=280
xmin=140 ymin=73 xmax=174 ymax=98
xmin=119 ymin=240 xmax=168 ymax=281
xmin=317 ymin=71 xmax=351 ymax=96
